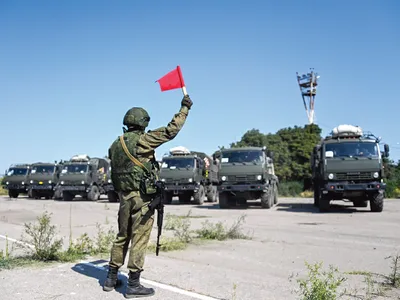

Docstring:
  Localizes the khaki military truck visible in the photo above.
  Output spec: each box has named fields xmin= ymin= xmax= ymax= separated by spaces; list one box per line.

xmin=216 ymin=146 xmax=279 ymax=209
xmin=27 ymin=162 xmax=64 ymax=199
xmin=2 ymin=163 xmax=31 ymax=198
xmin=159 ymin=146 xmax=219 ymax=205
xmin=58 ymin=154 xmax=109 ymax=201
xmin=311 ymin=124 xmax=389 ymax=212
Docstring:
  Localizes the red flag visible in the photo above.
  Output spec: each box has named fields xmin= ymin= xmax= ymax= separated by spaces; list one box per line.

xmin=156 ymin=66 xmax=185 ymax=92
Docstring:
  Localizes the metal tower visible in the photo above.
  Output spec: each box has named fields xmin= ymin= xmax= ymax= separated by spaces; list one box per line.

xmin=296 ymin=68 xmax=320 ymax=124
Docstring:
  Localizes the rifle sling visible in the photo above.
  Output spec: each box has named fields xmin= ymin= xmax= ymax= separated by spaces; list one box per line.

xmin=119 ymin=135 xmax=150 ymax=175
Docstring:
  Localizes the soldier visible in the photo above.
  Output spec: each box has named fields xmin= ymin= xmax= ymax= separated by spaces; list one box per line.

xmin=103 ymin=95 xmax=193 ymax=298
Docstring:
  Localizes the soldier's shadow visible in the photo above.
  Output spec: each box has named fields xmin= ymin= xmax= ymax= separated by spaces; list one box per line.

xmin=71 ymin=260 xmax=126 ymax=295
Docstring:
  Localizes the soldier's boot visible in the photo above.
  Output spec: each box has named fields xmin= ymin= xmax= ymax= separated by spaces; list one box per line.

xmin=103 ymin=266 xmax=122 ymax=292
xmin=125 ymin=271 xmax=155 ymax=298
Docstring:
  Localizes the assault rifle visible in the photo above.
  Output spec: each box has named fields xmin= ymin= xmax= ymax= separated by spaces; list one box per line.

xmin=148 ymin=180 xmax=165 ymax=256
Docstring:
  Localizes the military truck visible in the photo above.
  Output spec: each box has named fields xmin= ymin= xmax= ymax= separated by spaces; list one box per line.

xmin=27 ymin=162 xmax=64 ymax=199
xmin=58 ymin=154 xmax=109 ymax=201
xmin=216 ymin=146 xmax=279 ymax=209
xmin=311 ymin=124 xmax=389 ymax=212
xmin=159 ymin=146 xmax=219 ymax=205
xmin=2 ymin=164 xmax=31 ymax=198
xmin=102 ymin=160 xmax=119 ymax=203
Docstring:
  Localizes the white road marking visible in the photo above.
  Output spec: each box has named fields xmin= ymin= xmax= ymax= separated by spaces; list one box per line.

xmin=0 ymin=235 xmax=220 ymax=300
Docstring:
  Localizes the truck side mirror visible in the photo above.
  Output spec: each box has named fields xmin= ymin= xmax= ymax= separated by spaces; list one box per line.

xmin=267 ymin=150 xmax=274 ymax=158
xmin=212 ymin=153 xmax=216 ymax=160
xmin=384 ymin=144 xmax=389 ymax=157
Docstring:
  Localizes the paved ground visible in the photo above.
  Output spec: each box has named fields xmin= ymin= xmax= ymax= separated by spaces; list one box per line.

xmin=1 ymin=195 xmax=400 ymax=300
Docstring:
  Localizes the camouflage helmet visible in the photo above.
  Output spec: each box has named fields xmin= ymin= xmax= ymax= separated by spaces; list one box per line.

xmin=123 ymin=107 xmax=150 ymax=129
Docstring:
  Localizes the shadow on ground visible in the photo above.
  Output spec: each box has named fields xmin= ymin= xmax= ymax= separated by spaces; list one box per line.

xmin=276 ymin=201 xmax=371 ymax=214
xmin=71 ymin=259 xmax=126 ymax=295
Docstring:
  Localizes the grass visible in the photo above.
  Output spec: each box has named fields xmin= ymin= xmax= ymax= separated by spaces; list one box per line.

xmin=0 ymin=177 xmax=7 ymax=196
xmin=147 ymin=209 xmax=253 ymax=253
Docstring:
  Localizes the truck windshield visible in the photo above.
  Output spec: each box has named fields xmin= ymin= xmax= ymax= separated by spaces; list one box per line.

xmin=62 ymin=164 xmax=88 ymax=173
xmin=325 ymin=142 xmax=379 ymax=158
xmin=162 ymin=158 xmax=195 ymax=169
xmin=7 ymin=168 xmax=28 ymax=176
xmin=31 ymin=166 xmax=55 ymax=174
xmin=221 ymin=150 xmax=263 ymax=164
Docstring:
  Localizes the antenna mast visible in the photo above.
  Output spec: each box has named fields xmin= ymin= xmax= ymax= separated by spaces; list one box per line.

xmin=296 ymin=68 xmax=320 ymax=124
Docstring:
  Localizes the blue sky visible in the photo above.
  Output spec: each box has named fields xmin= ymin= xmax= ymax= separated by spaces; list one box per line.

xmin=1 ymin=0 xmax=399 ymax=173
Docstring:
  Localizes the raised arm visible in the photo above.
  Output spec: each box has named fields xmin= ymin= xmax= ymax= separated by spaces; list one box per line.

xmin=136 ymin=95 xmax=193 ymax=155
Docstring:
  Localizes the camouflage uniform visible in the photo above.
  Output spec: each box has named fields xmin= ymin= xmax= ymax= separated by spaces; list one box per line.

xmin=103 ymin=95 xmax=192 ymax=298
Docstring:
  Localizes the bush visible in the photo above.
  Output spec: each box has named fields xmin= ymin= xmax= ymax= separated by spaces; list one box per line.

xmin=0 ymin=177 xmax=7 ymax=196
xmin=384 ymin=179 xmax=400 ymax=198
xmin=278 ymin=181 xmax=303 ymax=197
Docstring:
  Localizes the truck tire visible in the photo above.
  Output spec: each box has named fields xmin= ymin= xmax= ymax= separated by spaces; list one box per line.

xmin=88 ymin=185 xmax=100 ymax=201
xmin=193 ymin=185 xmax=205 ymax=205
xmin=107 ymin=191 xmax=119 ymax=203
xmin=8 ymin=190 xmax=19 ymax=198
xmin=163 ymin=191 xmax=173 ymax=204
xmin=53 ymin=188 xmax=63 ymax=200
xmin=63 ymin=191 xmax=74 ymax=201
xmin=219 ymin=192 xmax=230 ymax=209
xmin=273 ymin=184 xmax=278 ymax=205
xmin=261 ymin=189 xmax=273 ymax=209
xmin=313 ymin=184 xmax=319 ymax=207
xmin=370 ymin=192 xmax=384 ymax=212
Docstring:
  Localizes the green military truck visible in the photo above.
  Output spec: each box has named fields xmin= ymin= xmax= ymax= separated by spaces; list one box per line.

xmin=102 ymin=159 xmax=119 ymax=203
xmin=58 ymin=154 xmax=109 ymax=201
xmin=27 ymin=162 xmax=64 ymax=199
xmin=311 ymin=124 xmax=390 ymax=212
xmin=2 ymin=164 xmax=31 ymax=198
xmin=216 ymin=146 xmax=279 ymax=209
xmin=159 ymin=146 xmax=219 ymax=205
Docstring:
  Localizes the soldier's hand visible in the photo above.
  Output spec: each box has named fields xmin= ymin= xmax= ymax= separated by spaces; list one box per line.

xmin=181 ymin=95 xmax=193 ymax=109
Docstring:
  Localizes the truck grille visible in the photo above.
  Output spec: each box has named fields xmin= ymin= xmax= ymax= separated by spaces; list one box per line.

xmin=335 ymin=172 xmax=372 ymax=180
xmin=227 ymin=175 xmax=256 ymax=182
xmin=165 ymin=178 xmax=189 ymax=184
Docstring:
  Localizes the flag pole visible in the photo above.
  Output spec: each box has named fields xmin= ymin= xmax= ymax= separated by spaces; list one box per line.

xmin=177 ymin=66 xmax=187 ymax=96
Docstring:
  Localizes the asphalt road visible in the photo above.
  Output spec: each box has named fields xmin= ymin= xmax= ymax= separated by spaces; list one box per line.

xmin=0 ymin=195 xmax=400 ymax=300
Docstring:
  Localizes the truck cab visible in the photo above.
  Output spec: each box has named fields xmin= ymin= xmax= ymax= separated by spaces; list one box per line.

xmin=2 ymin=164 xmax=31 ymax=198
xmin=159 ymin=146 xmax=219 ymax=205
xmin=311 ymin=124 xmax=389 ymax=212
xmin=216 ymin=146 xmax=279 ymax=209
xmin=27 ymin=162 xmax=63 ymax=199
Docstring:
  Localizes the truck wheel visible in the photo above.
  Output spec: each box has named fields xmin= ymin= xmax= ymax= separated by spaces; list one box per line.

xmin=162 ymin=191 xmax=173 ymax=204
xmin=107 ymin=191 xmax=119 ymax=203
xmin=261 ymin=189 xmax=273 ymax=209
xmin=219 ymin=192 xmax=230 ymax=209
xmin=28 ymin=189 xmax=33 ymax=198
xmin=193 ymin=185 xmax=205 ymax=205
xmin=370 ymin=192 xmax=384 ymax=212
xmin=88 ymin=185 xmax=100 ymax=201
xmin=63 ymin=191 xmax=74 ymax=201
xmin=53 ymin=188 xmax=63 ymax=200
xmin=273 ymin=184 xmax=278 ymax=204
xmin=8 ymin=190 xmax=19 ymax=198
xmin=313 ymin=186 xmax=320 ymax=207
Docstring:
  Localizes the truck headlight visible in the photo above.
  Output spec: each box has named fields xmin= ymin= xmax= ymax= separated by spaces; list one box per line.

xmin=61 ymin=181 xmax=64 ymax=185
xmin=373 ymin=172 xmax=379 ymax=178
xmin=188 ymin=178 xmax=193 ymax=183
xmin=108 ymin=179 xmax=112 ymax=183
xmin=22 ymin=182 xmax=25 ymax=185
xmin=48 ymin=180 xmax=52 ymax=184
xmin=30 ymin=180 xmax=33 ymax=184
xmin=328 ymin=173 xmax=334 ymax=180
xmin=161 ymin=178 xmax=165 ymax=182
xmin=221 ymin=176 xmax=226 ymax=181
xmin=257 ymin=175 xmax=262 ymax=180
xmin=81 ymin=181 xmax=85 ymax=185
xmin=6 ymin=181 xmax=9 ymax=185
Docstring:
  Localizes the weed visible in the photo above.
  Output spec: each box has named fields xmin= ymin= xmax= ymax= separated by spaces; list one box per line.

xmin=147 ymin=237 xmax=188 ymax=253
xmin=231 ymin=283 xmax=237 ymax=300
xmin=195 ymin=215 xmax=252 ymax=241
xmin=385 ymin=253 xmax=400 ymax=288
xmin=295 ymin=261 xmax=346 ymax=300
xmin=19 ymin=211 xmax=63 ymax=261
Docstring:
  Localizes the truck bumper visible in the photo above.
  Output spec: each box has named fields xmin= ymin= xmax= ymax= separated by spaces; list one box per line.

xmin=218 ymin=183 xmax=267 ymax=192
xmin=323 ymin=181 xmax=385 ymax=193
xmin=103 ymin=184 xmax=114 ymax=192
xmin=4 ymin=184 xmax=27 ymax=192
xmin=30 ymin=184 xmax=54 ymax=191
xmin=164 ymin=183 xmax=197 ymax=194
xmin=60 ymin=185 xmax=88 ymax=192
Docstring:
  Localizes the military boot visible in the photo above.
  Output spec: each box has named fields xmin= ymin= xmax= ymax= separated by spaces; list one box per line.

xmin=125 ymin=271 xmax=155 ymax=298
xmin=103 ymin=266 xmax=122 ymax=292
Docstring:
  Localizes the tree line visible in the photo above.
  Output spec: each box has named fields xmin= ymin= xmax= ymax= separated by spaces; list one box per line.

xmin=213 ymin=124 xmax=400 ymax=198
